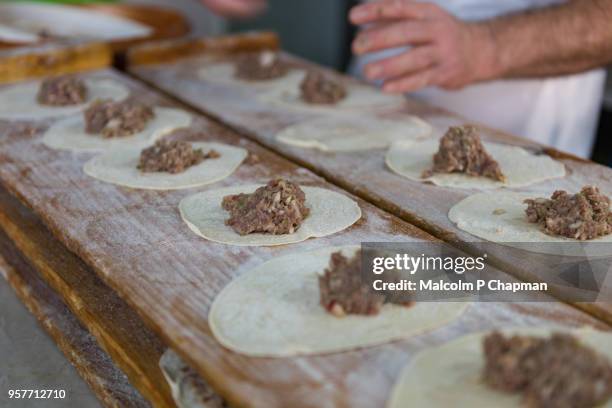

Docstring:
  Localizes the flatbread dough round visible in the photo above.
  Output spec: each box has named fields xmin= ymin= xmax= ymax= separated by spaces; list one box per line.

xmin=179 ymin=185 xmax=362 ymax=247
xmin=210 ymin=245 xmax=469 ymax=356
xmin=42 ymin=108 xmax=192 ymax=153
xmin=276 ymin=115 xmax=432 ymax=152
xmin=388 ymin=328 xmax=612 ymax=408
xmin=449 ymin=191 xmax=612 ymax=256
xmin=199 ymin=61 xmax=404 ymax=112
xmin=84 ymin=142 xmax=247 ymax=190
xmin=0 ymin=78 xmax=129 ymax=120
xmin=386 ymin=139 xmax=566 ymax=189
xmin=198 ymin=62 xmax=305 ymax=89
xmin=258 ymin=74 xmax=406 ymax=112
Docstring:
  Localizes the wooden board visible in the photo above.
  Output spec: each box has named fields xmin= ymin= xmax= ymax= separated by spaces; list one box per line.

xmin=0 ymin=229 xmax=149 ymax=408
xmin=0 ymin=67 xmax=610 ymax=407
xmin=0 ymin=185 xmax=175 ymax=408
xmin=126 ymin=32 xmax=279 ymax=67
xmin=0 ymin=41 xmax=111 ymax=84
xmin=126 ymin=42 xmax=612 ymax=323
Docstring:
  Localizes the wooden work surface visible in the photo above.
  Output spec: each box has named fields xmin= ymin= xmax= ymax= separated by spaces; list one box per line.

xmin=127 ymin=40 xmax=612 ymax=323
xmin=0 ymin=224 xmax=149 ymax=408
xmin=0 ymin=67 xmax=610 ymax=407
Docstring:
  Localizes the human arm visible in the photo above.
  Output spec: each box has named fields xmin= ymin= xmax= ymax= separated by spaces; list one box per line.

xmin=350 ymin=0 xmax=612 ymax=93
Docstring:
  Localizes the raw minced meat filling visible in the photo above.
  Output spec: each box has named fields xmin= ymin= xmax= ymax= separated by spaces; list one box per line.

xmin=483 ymin=332 xmax=612 ymax=408
xmin=138 ymin=139 xmax=219 ymax=174
xmin=222 ymin=179 xmax=310 ymax=236
xmin=37 ymin=75 xmax=87 ymax=106
xmin=300 ymin=71 xmax=347 ymax=105
xmin=84 ymin=99 xmax=154 ymax=138
xmin=423 ymin=125 xmax=505 ymax=182
xmin=234 ymin=51 xmax=288 ymax=81
xmin=524 ymin=186 xmax=612 ymax=240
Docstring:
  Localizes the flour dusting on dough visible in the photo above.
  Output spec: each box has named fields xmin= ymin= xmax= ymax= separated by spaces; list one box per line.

xmin=0 ymin=78 xmax=129 ymax=120
xmin=386 ymin=139 xmax=566 ymax=189
xmin=42 ymin=108 xmax=192 ymax=153
xmin=179 ymin=185 xmax=362 ymax=247
xmin=277 ymin=114 xmax=432 ymax=152
xmin=84 ymin=142 xmax=247 ymax=190
xmin=209 ymin=245 xmax=469 ymax=356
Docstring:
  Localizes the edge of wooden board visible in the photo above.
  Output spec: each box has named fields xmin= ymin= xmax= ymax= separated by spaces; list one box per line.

xmin=0 ymin=235 xmax=150 ymax=408
xmin=0 ymin=187 xmax=176 ymax=408
xmin=0 ymin=41 xmax=112 ymax=85
xmin=125 ymin=31 xmax=280 ymax=67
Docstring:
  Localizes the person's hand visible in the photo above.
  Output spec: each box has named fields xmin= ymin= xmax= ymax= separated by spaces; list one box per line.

xmin=350 ymin=0 xmax=498 ymax=93
xmin=200 ymin=0 xmax=267 ymax=18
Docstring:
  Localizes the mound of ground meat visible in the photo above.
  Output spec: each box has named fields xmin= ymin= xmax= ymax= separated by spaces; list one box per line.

xmin=84 ymin=99 xmax=155 ymax=138
xmin=318 ymin=250 xmax=385 ymax=316
xmin=138 ymin=139 xmax=219 ymax=174
xmin=423 ymin=125 xmax=505 ymax=182
xmin=222 ymin=179 xmax=310 ymax=236
xmin=234 ymin=51 xmax=288 ymax=81
xmin=37 ymin=75 xmax=87 ymax=106
xmin=483 ymin=332 xmax=612 ymax=408
xmin=300 ymin=71 xmax=347 ymax=105
xmin=524 ymin=186 xmax=612 ymax=240
xmin=319 ymin=250 xmax=412 ymax=317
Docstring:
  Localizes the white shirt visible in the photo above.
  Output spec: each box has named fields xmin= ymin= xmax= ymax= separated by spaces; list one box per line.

xmin=354 ymin=0 xmax=606 ymax=158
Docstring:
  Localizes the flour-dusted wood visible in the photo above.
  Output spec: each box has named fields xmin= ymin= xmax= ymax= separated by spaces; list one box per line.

xmin=0 ymin=230 xmax=150 ymax=408
xmin=127 ymin=44 xmax=612 ymax=324
xmin=0 ymin=68 xmax=608 ymax=407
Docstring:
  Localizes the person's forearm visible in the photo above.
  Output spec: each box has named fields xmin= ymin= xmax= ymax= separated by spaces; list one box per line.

xmin=477 ymin=0 xmax=612 ymax=80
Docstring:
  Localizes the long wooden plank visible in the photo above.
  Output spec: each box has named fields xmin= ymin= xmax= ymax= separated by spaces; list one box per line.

xmin=0 ymin=231 xmax=149 ymax=408
xmin=0 ymin=68 xmax=607 ymax=407
xmin=0 ymin=187 xmax=175 ymax=408
xmin=0 ymin=41 xmax=111 ymax=84
xmin=126 ymin=43 xmax=612 ymax=323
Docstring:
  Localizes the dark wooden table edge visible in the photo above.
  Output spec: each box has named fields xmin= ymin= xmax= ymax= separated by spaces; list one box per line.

xmin=0 ymin=231 xmax=150 ymax=408
xmin=0 ymin=186 xmax=176 ymax=408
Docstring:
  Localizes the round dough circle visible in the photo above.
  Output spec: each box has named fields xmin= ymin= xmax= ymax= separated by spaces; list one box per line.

xmin=179 ymin=185 xmax=362 ymax=247
xmin=0 ymin=78 xmax=129 ymax=120
xmin=84 ymin=142 xmax=247 ymax=190
xmin=388 ymin=328 xmax=612 ymax=408
xmin=210 ymin=245 xmax=469 ymax=356
xmin=276 ymin=115 xmax=432 ymax=152
xmin=42 ymin=107 xmax=192 ymax=153
xmin=259 ymin=77 xmax=406 ymax=113
xmin=449 ymin=191 xmax=612 ymax=256
xmin=386 ymin=139 xmax=566 ymax=189
xmin=198 ymin=62 xmax=305 ymax=89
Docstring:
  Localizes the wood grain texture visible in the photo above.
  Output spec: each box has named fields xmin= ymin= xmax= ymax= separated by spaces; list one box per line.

xmin=127 ymin=49 xmax=612 ymax=324
xmin=0 ymin=185 xmax=175 ymax=408
xmin=0 ymin=68 xmax=610 ymax=407
xmin=0 ymin=229 xmax=149 ymax=408
xmin=0 ymin=41 xmax=112 ymax=84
